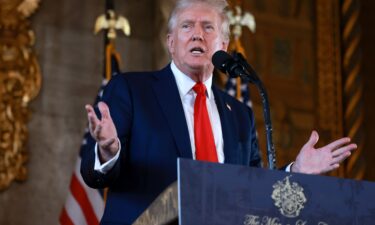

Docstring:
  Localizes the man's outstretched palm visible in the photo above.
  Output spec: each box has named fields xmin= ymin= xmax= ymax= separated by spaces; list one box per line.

xmin=292 ymin=131 xmax=357 ymax=174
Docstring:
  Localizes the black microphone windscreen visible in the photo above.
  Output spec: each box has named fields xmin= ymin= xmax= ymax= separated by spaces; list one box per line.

xmin=212 ymin=50 xmax=232 ymax=72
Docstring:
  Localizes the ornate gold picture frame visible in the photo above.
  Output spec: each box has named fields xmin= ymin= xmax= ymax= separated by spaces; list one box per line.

xmin=0 ymin=0 xmax=41 ymax=190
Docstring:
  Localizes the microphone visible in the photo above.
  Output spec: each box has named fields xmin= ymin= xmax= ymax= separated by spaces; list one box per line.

xmin=212 ymin=50 xmax=246 ymax=78
xmin=212 ymin=50 xmax=277 ymax=170
xmin=212 ymin=50 xmax=259 ymax=83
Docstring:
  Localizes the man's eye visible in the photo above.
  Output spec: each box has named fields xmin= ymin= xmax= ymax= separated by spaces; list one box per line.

xmin=205 ymin=25 xmax=214 ymax=31
xmin=182 ymin=24 xmax=191 ymax=29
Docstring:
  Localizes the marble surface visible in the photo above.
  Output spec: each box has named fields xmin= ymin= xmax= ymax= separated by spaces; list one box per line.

xmin=133 ymin=182 xmax=178 ymax=225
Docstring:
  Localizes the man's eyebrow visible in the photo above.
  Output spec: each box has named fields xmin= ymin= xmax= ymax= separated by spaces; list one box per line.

xmin=202 ymin=21 xmax=214 ymax=25
xmin=179 ymin=19 xmax=214 ymax=24
xmin=179 ymin=19 xmax=194 ymax=24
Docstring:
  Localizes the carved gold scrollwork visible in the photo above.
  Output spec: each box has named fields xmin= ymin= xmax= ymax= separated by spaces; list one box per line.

xmin=0 ymin=0 xmax=41 ymax=190
xmin=341 ymin=0 xmax=365 ymax=179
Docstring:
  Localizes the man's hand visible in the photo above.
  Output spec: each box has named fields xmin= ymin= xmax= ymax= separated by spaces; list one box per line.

xmin=85 ymin=101 xmax=119 ymax=163
xmin=292 ymin=130 xmax=357 ymax=174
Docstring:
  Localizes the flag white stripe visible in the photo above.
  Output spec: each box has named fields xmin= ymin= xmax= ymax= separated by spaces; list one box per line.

xmin=74 ymin=158 xmax=105 ymax=219
xmin=64 ymin=190 xmax=89 ymax=225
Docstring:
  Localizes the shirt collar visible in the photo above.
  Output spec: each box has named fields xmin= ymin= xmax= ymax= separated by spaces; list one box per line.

xmin=171 ymin=61 xmax=213 ymax=99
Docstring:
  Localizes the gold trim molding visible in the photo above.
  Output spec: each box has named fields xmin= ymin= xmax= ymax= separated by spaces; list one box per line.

xmin=316 ymin=0 xmax=343 ymax=140
xmin=0 ymin=0 xmax=41 ymax=190
xmin=316 ymin=0 xmax=347 ymax=177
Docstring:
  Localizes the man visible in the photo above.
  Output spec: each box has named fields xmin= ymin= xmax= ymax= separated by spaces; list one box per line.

xmin=81 ymin=0 xmax=357 ymax=224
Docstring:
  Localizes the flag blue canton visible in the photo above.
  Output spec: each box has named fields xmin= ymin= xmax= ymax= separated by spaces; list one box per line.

xmin=225 ymin=77 xmax=252 ymax=108
xmin=224 ymin=76 xmax=258 ymax=140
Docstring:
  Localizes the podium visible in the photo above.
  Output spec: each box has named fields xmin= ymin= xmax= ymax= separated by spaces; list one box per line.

xmin=133 ymin=158 xmax=375 ymax=225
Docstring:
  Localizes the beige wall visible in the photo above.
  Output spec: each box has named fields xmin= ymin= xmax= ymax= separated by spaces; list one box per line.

xmin=0 ymin=0 xmax=169 ymax=224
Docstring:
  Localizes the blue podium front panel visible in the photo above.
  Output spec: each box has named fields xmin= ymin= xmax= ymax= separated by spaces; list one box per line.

xmin=178 ymin=158 xmax=375 ymax=225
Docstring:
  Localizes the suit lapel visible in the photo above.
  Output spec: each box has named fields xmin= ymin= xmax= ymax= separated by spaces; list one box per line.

xmin=152 ymin=66 xmax=193 ymax=159
xmin=212 ymin=86 xmax=238 ymax=164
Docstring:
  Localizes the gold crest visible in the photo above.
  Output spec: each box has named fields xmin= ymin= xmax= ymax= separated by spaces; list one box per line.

xmin=271 ymin=176 xmax=307 ymax=218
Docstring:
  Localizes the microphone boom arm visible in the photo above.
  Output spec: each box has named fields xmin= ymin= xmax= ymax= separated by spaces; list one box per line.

xmin=232 ymin=53 xmax=277 ymax=170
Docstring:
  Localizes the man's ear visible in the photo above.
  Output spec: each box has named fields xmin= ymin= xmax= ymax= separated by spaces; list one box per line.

xmin=167 ymin=34 xmax=174 ymax=53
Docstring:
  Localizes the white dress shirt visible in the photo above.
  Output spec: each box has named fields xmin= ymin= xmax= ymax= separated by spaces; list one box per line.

xmin=171 ymin=61 xmax=224 ymax=163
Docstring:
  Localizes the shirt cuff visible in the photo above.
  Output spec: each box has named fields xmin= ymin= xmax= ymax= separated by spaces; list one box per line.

xmin=285 ymin=162 xmax=294 ymax=172
xmin=94 ymin=138 xmax=121 ymax=174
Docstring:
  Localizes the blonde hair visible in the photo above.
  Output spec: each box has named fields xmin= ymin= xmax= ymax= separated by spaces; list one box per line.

xmin=167 ymin=0 xmax=230 ymax=41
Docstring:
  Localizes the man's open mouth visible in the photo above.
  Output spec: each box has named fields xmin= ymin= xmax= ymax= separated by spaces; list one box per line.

xmin=190 ymin=47 xmax=205 ymax=54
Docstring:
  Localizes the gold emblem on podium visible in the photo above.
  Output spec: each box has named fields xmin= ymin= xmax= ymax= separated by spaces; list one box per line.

xmin=271 ymin=176 xmax=307 ymax=218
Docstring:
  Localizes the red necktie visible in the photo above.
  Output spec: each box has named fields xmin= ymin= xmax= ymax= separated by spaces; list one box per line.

xmin=193 ymin=82 xmax=218 ymax=162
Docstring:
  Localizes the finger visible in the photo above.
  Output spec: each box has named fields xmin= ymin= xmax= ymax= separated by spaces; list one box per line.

xmin=321 ymin=164 xmax=340 ymax=174
xmin=304 ymin=130 xmax=319 ymax=147
xmin=93 ymin=123 xmax=102 ymax=140
xmin=324 ymin=137 xmax=351 ymax=151
xmin=332 ymin=143 xmax=357 ymax=157
xmin=331 ymin=151 xmax=352 ymax=165
xmin=98 ymin=102 xmax=111 ymax=120
xmin=86 ymin=104 xmax=99 ymax=131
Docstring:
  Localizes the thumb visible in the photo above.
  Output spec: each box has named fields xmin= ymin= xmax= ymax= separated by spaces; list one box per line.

xmin=305 ymin=130 xmax=319 ymax=147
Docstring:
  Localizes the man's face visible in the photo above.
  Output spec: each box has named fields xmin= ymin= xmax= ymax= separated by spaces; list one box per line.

xmin=167 ymin=3 xmax=228 ymax=81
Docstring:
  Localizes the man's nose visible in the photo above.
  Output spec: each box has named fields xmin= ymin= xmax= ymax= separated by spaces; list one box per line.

xmin=191 ymin=26 xmax=204 ymax=41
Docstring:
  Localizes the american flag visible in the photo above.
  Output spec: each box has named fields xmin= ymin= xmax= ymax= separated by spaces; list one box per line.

xmin=225 ymin=76 xmax=252 ymax=109
xmin=59 ymin=43 xmax=121 ymax=225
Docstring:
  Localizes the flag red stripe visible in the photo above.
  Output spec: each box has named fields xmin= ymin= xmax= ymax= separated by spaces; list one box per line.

xmin=70 ymin=174 xmax=99 ymax=225
xmin=59 ymin=207 xmax=74 ymax=225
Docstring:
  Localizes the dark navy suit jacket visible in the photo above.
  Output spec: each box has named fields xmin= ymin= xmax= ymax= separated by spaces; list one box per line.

xmin=80 ymin=65 xmax=262 ymax=224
